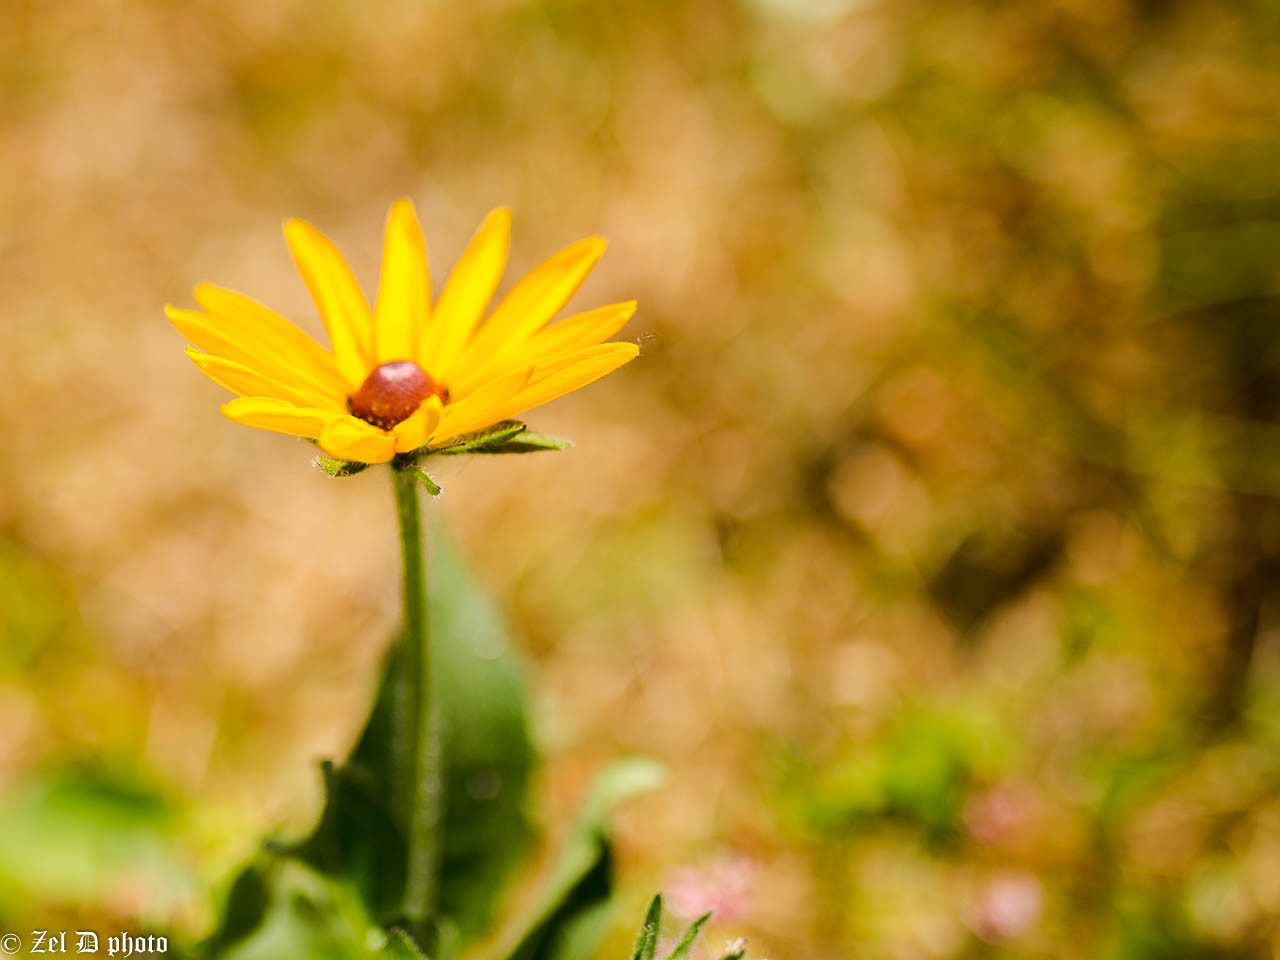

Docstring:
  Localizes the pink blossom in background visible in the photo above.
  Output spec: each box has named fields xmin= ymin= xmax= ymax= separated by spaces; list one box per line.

xmin=964 ymin=782 xmax=1037 ymax=847
xmin=969 ymin=871 xmax=1045 ymax=943
xmin=665 ymin=854 xmax=758 ymax=924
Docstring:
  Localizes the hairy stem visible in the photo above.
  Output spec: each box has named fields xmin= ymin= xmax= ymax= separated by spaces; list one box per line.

xmin=391 ymin=464 xmax=444 ymax=934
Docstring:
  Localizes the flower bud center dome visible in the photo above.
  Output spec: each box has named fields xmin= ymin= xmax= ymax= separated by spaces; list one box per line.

xmin=347 ymin=361 xmax=445 ymax=430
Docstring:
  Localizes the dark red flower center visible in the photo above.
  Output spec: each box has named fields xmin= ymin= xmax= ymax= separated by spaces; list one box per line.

xmin=347 ymin=360 xmax=447 ymax=431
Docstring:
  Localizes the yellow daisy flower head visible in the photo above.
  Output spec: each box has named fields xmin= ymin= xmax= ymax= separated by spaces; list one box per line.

xmin=168 ymin=199 xmax=638 ymax=465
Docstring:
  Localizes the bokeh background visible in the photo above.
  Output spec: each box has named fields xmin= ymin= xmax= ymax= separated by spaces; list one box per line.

xmin=4 ymin=0 xmax=1280 ymax=956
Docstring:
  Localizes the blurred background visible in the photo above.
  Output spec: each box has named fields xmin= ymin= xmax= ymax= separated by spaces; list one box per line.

xmin=3 ymin=0 xmax=1280 ymax=956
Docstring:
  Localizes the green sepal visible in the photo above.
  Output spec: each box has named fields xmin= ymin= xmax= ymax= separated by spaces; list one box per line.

xmin=468 ymin=431 xmax=571 ymax=454
xmin=413 ymin=469 xmax=441 ymax=496
xmin=314 ymin=455 xmax=372 ymax=478
xmin=421 ymin=421 xmax=572 ymax=458
xmin=431 ymin=421 xmax=529 ymax=456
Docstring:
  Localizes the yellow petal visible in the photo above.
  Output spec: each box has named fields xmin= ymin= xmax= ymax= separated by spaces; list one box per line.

xmin=449 ymin=300 xmax=637 ymax=397
xmin=375 ymin=198 xmax=431 ymax=365
xmin=284 ymin=217 xmax=375 ymax=385
xmin=418 ymin=208 xmax=511 ymax=379
xmin=493 ymin=342 xmax=638 ymax=423
xmin=432 ymin=368 xmax=532 ymax=445
xmin=222 ymin=397 xmax=341 ymax=440
xmin=318 ymin=416 xmax=398 ymax=463
xmin=526 ymin=300 xmax=636 ymax=359
xmin=168 ymin=305 xmax=347 ymax=402
xmin=528 ymin=342 xmax=639 ymax=382
xmin=452 ymin=234 xmax=606 ymax=380
xmin=192 ymin=284 xmax=350 ymax=395
xmin=186 ymin=347 xmax=342 ymax=411
xmin=392 ymin=397 xmax=444 ymax=453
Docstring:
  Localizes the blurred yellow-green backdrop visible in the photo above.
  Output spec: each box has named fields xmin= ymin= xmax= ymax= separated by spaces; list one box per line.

xmin=4 ymin=0 xmax=1280 ymax=957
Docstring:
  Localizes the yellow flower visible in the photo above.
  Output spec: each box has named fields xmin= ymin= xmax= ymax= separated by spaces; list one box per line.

xmin=168 ymin=199 xmax=638 ymax=464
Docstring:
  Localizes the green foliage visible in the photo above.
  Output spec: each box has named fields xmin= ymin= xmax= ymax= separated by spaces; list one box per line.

xmin=0 ymin=540 xmax=74 ymax=671
xmin=494 ymin=759 xmax=665 ymax=960
xmin=429 ymin=421 xmax=528 ymax=455
xmin=314 ymin=418 xmax=569 ymax=485
xmin=628 ymin=896 xmax=662 ymax=960
xmin=0 ymin=768 xmax=192 ymax=911
xmin=413 ymin=469 xmax=442 ymax=496
xmin=663 ymin=910 xmax=710 ymax=960
xmin=1103 ymin=893 xmax=1217 ymax=960
xmin=315 ymin=421 xmax=569 ymax=492
xmin=424 ymin=521 xmax=536 ymax=940
xmin=205 ymin=860 xmax=382 ymax=960
xmin=463 ymin=431 xmax=572 ymax=455
xmin=313 ymin=454 xmax=372 ymax=478
xmin=622 ymin=896 xmax=744 ymax=960
xmin=790 ymin=701 xmax=1011 ymax=845
xmin=200 ymin=520 xmax=657 ymax=960
xmin=384 ymin=931 xmax=431 ymax=960
xmin=425 ymin=421 xmax=572 ymax=457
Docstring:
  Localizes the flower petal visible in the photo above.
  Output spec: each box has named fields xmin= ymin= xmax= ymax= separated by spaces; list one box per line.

xmin=375 ymin=198 xmax=431 ymax=365
xmin=284 ymin=217 xmax=375 ymax=385
xmin=392 ymin=396 xmax=444 ymax=453
xmin=186 ymin=346 xmax=342 ymax=411
xmin=493 ymin=342 xmax=639 ymax=423
xmin=526 ymin=300 xmax=637 ymax=358
xmin=192 ymin=284 xmax=350 ymax=394
xmin=318 ymin=416 xmax=398 ymax=463
xmin=222 ymin=397 xmax=342 ymax=440
xmin=167 ymin=305 xmax=347 ymax=402
xmin=451 ymin=234 xmax=606 ymax=381
xmin=432 ymin=368 xmax=532 ymax=445
xmin=527 ymin=342 xmax=639 ymax=382
xmin=419 ymin=208 xmax=511 ymax=380
xmin=449 ymin=300 xmax=637 ymax=397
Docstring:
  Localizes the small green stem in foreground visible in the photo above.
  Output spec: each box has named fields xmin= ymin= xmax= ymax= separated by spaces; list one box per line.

xmin=391 ymin=464 xmax=445 ymax=935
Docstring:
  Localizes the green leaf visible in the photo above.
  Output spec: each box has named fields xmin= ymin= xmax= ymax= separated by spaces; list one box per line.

xmin=198 ymin=861 xmax=272 ymax=957
xmin=199 ymin=861 xmax=442 ymax=960
xmin=665 ymin=912 xmax=712 ymax=960
xmin=277 ymin=519 xmax=534 ymax=953
xmin=314 ymin=455 xmax=371 ymax=478
xmin=630 ymin=895 xmax=662 ymax=960
xmin=199 ymin=517 xmax=664 ymax=960
xmin=427 ymin=519 xmax=535 ymax=940
xmin=489 ymin=758 xmax=666 ymax=960
xmin=382 ymin=930 xmax=429 ymax=959
xmin=206 ymin=860 xmax=389 ymax=960
xmin=0 ymin=768 xmax=192 ymax=909
xmin=277 ymin=760 xmax=407 ymax=923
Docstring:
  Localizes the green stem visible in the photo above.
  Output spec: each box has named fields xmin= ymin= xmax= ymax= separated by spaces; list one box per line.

xmin=391 ymin=464 xmax=444 ymax=935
